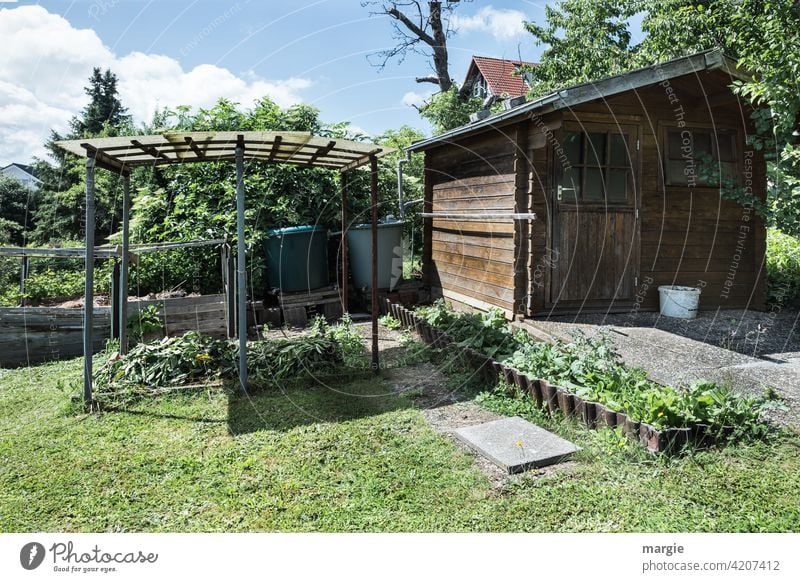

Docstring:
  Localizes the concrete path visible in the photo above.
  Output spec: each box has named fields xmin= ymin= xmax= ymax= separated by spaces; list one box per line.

xmin=520 ymin=318 xmax=800 ymax=429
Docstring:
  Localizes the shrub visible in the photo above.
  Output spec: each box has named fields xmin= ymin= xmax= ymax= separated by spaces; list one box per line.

xmin=766 ymin=228 xmax=800 ymax=306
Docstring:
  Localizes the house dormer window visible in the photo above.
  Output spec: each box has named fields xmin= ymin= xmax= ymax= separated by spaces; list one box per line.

xmin=472 ymin=76 xmax=487 ymax=98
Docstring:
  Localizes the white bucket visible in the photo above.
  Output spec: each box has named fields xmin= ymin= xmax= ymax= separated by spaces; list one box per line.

xmin=658 ymin=285 xmax=701 ymax=319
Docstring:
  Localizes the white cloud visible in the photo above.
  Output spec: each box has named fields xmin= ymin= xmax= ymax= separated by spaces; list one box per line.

xmin=451 ymin=6 xmax=527 ymax=40
xmin=402 ymin=90 xmax=433 ymax=108
xmin=0 ymin=6 xmax=312 ymax=165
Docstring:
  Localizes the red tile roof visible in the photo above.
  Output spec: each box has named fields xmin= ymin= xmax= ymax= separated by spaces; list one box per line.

xmin=465 ymin=56 xmax=537 ymax=97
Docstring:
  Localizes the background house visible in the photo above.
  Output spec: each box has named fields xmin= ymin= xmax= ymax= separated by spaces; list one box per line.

xmin=1 ymin=163 xmax=41 ymax=190
xmin=409 ymin=50 xmax=767 ymax=317
xmin=461 ymin=56 xmax=536 ymax=102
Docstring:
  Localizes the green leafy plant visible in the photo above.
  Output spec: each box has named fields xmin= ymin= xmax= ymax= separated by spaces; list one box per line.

xmin=378 ymin=314 xmax=402 ymax=330
xmin=127 ymin=304 xmax=164 ymax=343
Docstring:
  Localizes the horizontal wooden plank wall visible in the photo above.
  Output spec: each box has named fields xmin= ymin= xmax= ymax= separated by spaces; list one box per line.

xmin=0 ymin=294 xmax=227 ymax=367
xmin=425 ymin=130 xmax=519 ymax=313
xmin=128 ymin=294 xmax=227 ymax=337
xmin=0 ymin=307 xmax=110 ymax=367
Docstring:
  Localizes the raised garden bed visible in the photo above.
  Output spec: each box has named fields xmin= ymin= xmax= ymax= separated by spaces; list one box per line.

xmin=387 ymin=302 xmax=756 ymax=453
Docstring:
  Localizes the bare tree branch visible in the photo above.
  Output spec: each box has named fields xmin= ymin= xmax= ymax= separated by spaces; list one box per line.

xmin=363 ymin=1 xmax=472 ymax=93
xmin=387 ymin=5 xmax=436 ymax=46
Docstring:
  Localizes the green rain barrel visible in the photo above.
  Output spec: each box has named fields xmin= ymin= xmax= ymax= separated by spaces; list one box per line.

xmin=265 ymin=225 xmax=329 ymax=292
xmin=347 ymin=220 xmax=404 ymax=290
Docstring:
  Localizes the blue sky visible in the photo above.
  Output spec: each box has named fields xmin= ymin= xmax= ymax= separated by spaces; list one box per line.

xmin=0 ymin=1 xmax=628 ymax=164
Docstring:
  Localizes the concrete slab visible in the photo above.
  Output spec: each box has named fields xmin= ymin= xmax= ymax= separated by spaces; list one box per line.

xmin=453 ymin=416 xmax=579 ymax=474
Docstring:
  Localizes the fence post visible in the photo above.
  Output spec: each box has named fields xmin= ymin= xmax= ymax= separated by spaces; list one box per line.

xmin=83 ymin=153 xmax=96 ymax=407
xmin=110 ymin=259 xmax=120 ymax=339
xmin=19 ymin=256 xmax=29 ymax=307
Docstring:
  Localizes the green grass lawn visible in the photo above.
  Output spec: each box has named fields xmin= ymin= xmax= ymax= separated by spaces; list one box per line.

xmin=1 ymin=357 xmax=799 ymax=532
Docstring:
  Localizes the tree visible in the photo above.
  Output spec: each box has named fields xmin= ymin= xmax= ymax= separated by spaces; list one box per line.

xmin=364 ymin=1 xmax=472 ymax=93
xmin=0 ymin=176 xmax=36 ymax=246
xmin=70 ymin=68 xmax=131 ymax=137
xmin=522 ymin=0 xmax=636 ymax=97
xmin=418 ymin=87 xmax=483 ymax=134
xmin=31 ymin=68 xmax=133 ymax=245
xmin=123 ymin=97 xmax=413 ymax=296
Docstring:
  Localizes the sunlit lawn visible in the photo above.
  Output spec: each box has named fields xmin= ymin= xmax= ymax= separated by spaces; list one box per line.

xmin=1 ymin=357 xmax=798 ymax=532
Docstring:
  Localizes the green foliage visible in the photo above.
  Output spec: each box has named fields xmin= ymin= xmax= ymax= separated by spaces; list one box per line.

xmin=0 ymin=262 xmax=113 ymax=307
xmin=69 ymin=68 xmax=131 ymax=137
xmin=416 ymin=300 xmax=520 ymax=359
xmin=522 ymin=0 xmax=636 ymax=97
xmin=32 ymin=68 xmax=134 ymax=246
xmin=418 ymin=87 xmax=484 ymax=134
xmin=378 ymin=314 xmax=402 ymax=330
xmin=93 ymin=331 xmax=236 ymax=401
xmin=124 ymin=98 xmax=414 ymax=297
xmin=766 ymin=228 xmax=800 ymax=305
xmin=0 ymin=176 xmax=36 ymax=246
xmin=375 ymin=125 xmax=426 ymax=252
xmin=127 ymin=305 xmax=164 ymax=343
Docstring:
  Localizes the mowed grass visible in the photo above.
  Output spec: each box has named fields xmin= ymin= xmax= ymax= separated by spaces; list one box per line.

xmin=1 ymin=357 xmax=799 ymax=532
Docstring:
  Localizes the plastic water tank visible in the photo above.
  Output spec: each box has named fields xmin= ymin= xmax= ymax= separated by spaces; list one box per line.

xmin=347 ymin=218 xmax=404 ymax=290
xmin=265 ymin=225 xmax=329 ymax=292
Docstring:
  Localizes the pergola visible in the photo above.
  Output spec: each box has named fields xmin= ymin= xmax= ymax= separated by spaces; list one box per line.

xmin=55 ymin=131 xmax=394 ymax=406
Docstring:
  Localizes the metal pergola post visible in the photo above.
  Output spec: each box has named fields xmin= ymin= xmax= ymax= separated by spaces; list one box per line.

xmin=340 ymin=172 xmax=348 ymax=313
xmin=370 ymin=155 xmax=379 ymax=375
xmin=235 ymin=142 xmax=248 ymax=393
xmin=119 ymin=172 xmax=130 ymax=354
xmin=83 ymin=154 xmax=96 ymax=406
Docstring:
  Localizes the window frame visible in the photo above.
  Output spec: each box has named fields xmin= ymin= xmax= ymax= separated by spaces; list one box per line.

xmin=660 ymin=124 xmax=740 ymax=188
xmin=560 ymin=127 xmax=636 ymax=207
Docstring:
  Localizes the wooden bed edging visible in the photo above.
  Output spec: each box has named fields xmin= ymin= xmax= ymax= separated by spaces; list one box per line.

xmin=386 ymin=301 xmax=733 ymax=453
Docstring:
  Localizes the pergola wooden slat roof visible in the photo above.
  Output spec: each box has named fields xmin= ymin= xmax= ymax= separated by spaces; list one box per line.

xmin=56 ymin=131 xmax=393 ymax=173
xmin=53 ymin=130 xmax=390 ymax=408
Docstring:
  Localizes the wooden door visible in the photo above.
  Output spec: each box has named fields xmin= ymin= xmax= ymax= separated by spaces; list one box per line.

xmin=550 ymin=122 xmax=640 ymax=309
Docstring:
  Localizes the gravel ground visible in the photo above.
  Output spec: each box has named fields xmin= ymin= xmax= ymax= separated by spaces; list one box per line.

xmin=532 ymin=308 xmax=800 ymax=358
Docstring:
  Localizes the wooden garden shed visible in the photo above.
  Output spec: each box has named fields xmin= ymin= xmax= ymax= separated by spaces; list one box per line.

xmin=408 ymin=49 xmax=767 ymax=318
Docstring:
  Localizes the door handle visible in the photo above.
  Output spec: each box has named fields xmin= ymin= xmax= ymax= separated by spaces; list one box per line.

xmin=557 ymin=184 xmax=575 ymax=201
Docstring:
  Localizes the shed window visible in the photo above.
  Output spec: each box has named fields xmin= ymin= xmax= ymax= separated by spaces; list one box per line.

xmin=664 ymin=129 xmax=736 ymax=186
xmin=561 ymin=130 xmax=632 ymax=204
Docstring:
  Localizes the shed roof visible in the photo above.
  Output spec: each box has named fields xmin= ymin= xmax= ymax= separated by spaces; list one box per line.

xmin=465 ymin=56 xmax=536 ymax=97
xmin=55 ymin=131 xmax=393 ymax=174
xmin=410 ymin=49 xmax=747 ymax=152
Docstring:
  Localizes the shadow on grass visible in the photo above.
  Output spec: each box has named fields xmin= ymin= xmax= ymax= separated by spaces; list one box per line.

xmin=226 ymin=372 xmax=413 ymax=436
xmin=102 ymin=406 xmax=228 ymax=424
